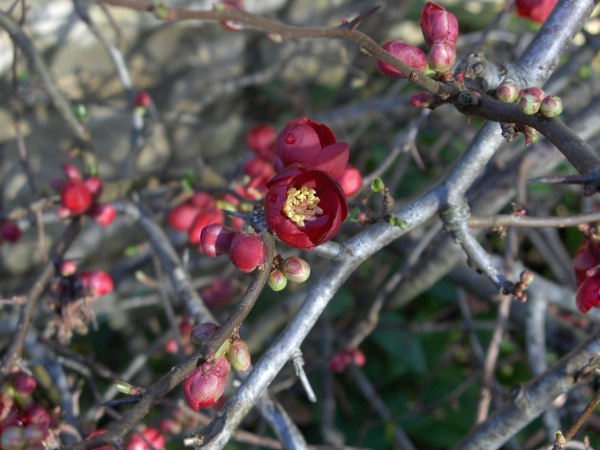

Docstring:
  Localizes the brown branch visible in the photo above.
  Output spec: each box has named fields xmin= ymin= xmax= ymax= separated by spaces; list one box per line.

xmin=0 ymin=218 xmax=82 ymax=382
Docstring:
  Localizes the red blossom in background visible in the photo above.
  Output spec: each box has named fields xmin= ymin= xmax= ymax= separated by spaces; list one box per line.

xmin=247 ymin=124 xmax=276 ymax=161
xmin=336 ymin=164 xmax=362 ymax=198
xmin=273 ymin=118 xmax=349 ymax=180
xmin=79 ymin=271 xmax=114 ymax=297
xmin=376 ymin=40 xmax=428 ymax=80
xmin=573 ymin=238 xmax=600 ymax=313
xmin=1 ymin=221 xmax=22 ymax=243
xmin=126 ymin=428 xmax=165 ymax=450
xmin=330 ymin=347 xmax=366 ymax=373
xmin=167 ymin=192 xmax=225 ymax=245
xmin=515 ymin=0 xmax=558 ymax=23
xmin=265 ymin=164 xmax=348 ymax=250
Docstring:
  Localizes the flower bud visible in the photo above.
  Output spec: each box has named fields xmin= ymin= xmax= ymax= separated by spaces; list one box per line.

xmin=79 ymin=270 xmax=114 ymax=297
xmin=247 ymin=125 xmax=276 ymax=160
xmin=540 ymin=95 xmax=563 ymax=118
xmin=268 ymin=269 xmax=288 ymax=291
xmin=126 ymin=428 xmax=165 ymax=450
xmin=183 ymin=357 xmax=231 ymax=411
xmin=190 ymin=322 xmax=218 ymax=345
xmin=229 ymin=233 xmax=266 ymax=273
xmin=61 ymin=180 xmax=92 ymax=215
xmin=134 ymin=91 xmax=152 ymax=109
xmin=60 ymin=260 xmax=78 ymax=276
xmin=376 ymin=40 xmax=428 ymax=80
xmin=429 ymin=41 xmax=456 ymax=73
xmin=2 ymin=221 xmax=21 ymax=243
xmin=200 ymin=224 xmax=238 ymax=257
xmin=520 ymin=270 xmax=535 ymax=286
xmin=88 ymin=203 xmax=116 ymax=227
xmin=85 ymin=177 xmax=103 ymax=199
xmin=496 ymin=80 xmax=519 ymax=103
xmin=516 ymin=125 xmax=540 ymax=146
xmin=410 ymin=92 xmax=434 ymax=108
xmin=13 ymin=374 xmax=36 ymax=397
xmin=1 ymin=425 xmax=25 ymax=450
xmin=518 ymin=87 xmax=545 ymax=115
xmin=282 ymin=257 xmax=310 ymax=283
xmin=61 ymin=164 xmax=82 ymax=181
xmin=336 ymin=164 xmax=362 ymax=198
xmin=226 ymin=340 xmax=251 ymax=372
xmin=371 ymin=177 xmax=385 ymax=192
xmin=420 ymin=2 xmax=459 ymax=46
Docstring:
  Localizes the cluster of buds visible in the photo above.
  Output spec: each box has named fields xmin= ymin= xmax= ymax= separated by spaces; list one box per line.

xmin=51 ymin=165 xmax=116 ymax=227
xmin=164 ymin=317 xmax=194 ymax=355
xmin=573 ymin=234 xmax=600 ymax=313
xmin=267 ymin=256 xmax=311 ymax=291
xmin=51 ymin=261 xmax=114 ymax=299
xmin=0 ymin=220 xmax=21 ymax=246
xmin=0 ymin=372 xmax=54 ymax=450
xmin=167 ymin=191 xmax=225 ymax=245
xmin=329 ymin=347 xmax=366 ymax=373
xmin=512 ymin=270 xmax=534 ymax=302
xmin=183 ymin=323 xmax=251 ymax=411
xmin=420 ymin=2 xmax=459 ymax=74
xmin=201 ymin=224 xmax=267 ymax=273
xmin=495 ymin=82 xmax=563 ymax=145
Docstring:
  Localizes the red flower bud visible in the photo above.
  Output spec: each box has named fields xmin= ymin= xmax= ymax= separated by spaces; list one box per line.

xmin=540 ymin=95 xmax=563 ymax=118
xmin=133 ymin=91 xmax=152 ymax=109
xmin=226 ymin=340 xmax=251 ymax=372
xmin=376 ymin=40 xmax=428 ymax=80
xmin=60 ymin=260 xmax=78 ymax=276
xmin=126 ymin=428 xmax=165 ymax=450
xmin=188 ymin=210 xmax=226 ymax=246
xmin=420 ymin=2 xmax=459 ymax=47
xmin=229 ymin=233 xmax=267 ymax=273
xmin=518 ymin=87 xmax=546 ymax=115
xmin=574 ymin=239 xmax=600 ymax=285
xmin=429 ymin=41 xmax=457 ymax=73
xmin=201 ymin=224 xmax=238 ymax=257
xmin=200 ymin=277 xmax=235 ymax=311
xmin=183 ymin=357 xmax=231 ymax=411
xmin=1 ymin=221 xmax=21 ymax=243
xmin=247 ymin=125 xmax=276 ymax=160
xmin=330 ymin=347 xmax=365 ymax=373
xmin=410 ymin=92 xmax=434 ymax=108
xmin=282 ymin=257 xmax=310 ymax=283
xmin=273 ymin=118 xmax=349 ymax=180
xmin=61 ymin=180 xmax=92 ymax=215
xmin=515 ymin=0 xmax=558 ymax=23
xmin=336 ymin=164 xmax=362 ymax=198
xmin=80 ymin=271 xmax=114 ymax=297
xmin=85 ymin=177 xmax=103 ymax=199
xmin=167 ymin=192 xmax=220 ymax=233
xmin=191 ymin=322 xmax=219 ymax=345
xmin=496 ymin=80 xmax=519 ymax=103
xmin=88 ymin=203 xmax=116 ymax=227
xmin=13 ymin=374 xmax=36 ymax=397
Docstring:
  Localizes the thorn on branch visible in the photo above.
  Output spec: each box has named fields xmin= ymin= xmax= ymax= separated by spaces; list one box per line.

xmin=340 ymin=6 xmax=382 ymax=30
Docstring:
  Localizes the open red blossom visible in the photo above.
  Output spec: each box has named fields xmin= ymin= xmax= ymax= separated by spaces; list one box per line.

xmin=184 ymin=357 xmax=231 ymax=411
xmin=273 ymin=118 xmax=349 ymax=180
xmin=515 ymin=0 xmax=558 ymax=23
xmin=420 ymin=2 xmax=459 ymax=47
xmin=376 ymin=40 xmax=428 ymax=80
xmin=573 ymin=239 xmax=600 ymax=285
xmin=576 ymin=275 xmax=600 ymax=313
xmin=265 ymin=164 xmax=348 ymax=250
xmin=243 ymin=157 xmax=276 ymax=197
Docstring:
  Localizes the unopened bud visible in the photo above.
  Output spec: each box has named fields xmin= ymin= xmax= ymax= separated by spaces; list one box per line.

xmin=429 ymin=41 xmax=456 ymax=73
xmin=496 ymin=80 xmax=519 ymax=103
xmin=376 ymin=40 xmax=428 ymax=80
xmin=410 ymin=92 xmax=434 ymax=108
xmin=268 ymin=269 xmax=288 ymax=291
xmin=201 ymin=224 xmax=238 ymax=258
xmin=371 ymin=177 xmax=385 ymax=192
xmin=518 ymin=87 xmax=545 ymax=115
xmin=154 ymin=4 xmax=172 ymax=20
xmin=520 ymin=270 xmax=534 ymax=285
xmin=282 ymin=257 xmax=310 ymax=283
xmin=226 ymin=340 xmax=251 ymax=372
xmin=420 ymin=2 xmax=459 ymax=46
xmin=540 ymin=95 xmax=563 ymax=118
xmin=115 ymin=380 xmax=144 ymax=396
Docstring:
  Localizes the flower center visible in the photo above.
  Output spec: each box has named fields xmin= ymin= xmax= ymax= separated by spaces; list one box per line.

xmin=283 ymin=186 xmax=323 ymax=227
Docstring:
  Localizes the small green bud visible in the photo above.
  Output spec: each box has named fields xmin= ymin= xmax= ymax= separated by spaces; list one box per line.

xmin=518 ymin=87 xmax=545 ymax=115
xmin=115 ymin=380 xmax=144 ymax=396
xmin=268 ymin=269 xmax=288 ymax=291
xmin=226 ymin=340 xmax=251 ymax=372
xmin=154 ymin=4 xmax=171 ymax=20
xmin=520 ymin=270 xmax=534 ymax=286
xmin=540 ymin=95 xmax=563 ymax=118
xmin=371 ymin=177 xmax=385 ymax=192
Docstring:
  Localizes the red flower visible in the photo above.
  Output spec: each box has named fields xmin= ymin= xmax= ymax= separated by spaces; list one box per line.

xmin=420 ymin=2 xmax=459 ymax=47
xmin=574 ymin=239 xmax=600 ymax=285
xmin=273 ymin=118 xmax=349 ymax=180
xmin=243 ymin=157 xmax=276 ymax=197
xmin=246 ymin=125 xmax=276 ymax=160
xmin=264 ymin=164 xmax=348 ymax=250
xmin=576 ymin=275 xmax=600 ymax=314
xmin=61 ymin=180 xmax=93 ymax=215
xmin=79 ymin=271 xmax=114 ymax=297
xmin=126 ymin=428 xmax=165 ymax=450
xmin=515 ymin=0 xmax=558 ymax=23
xmin=376 ymin=40 xmax=428 ymax=80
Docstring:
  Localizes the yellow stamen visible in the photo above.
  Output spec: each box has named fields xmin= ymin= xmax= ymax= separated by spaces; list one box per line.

xmin=283 ymin=186 xmax=323 ymax=227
